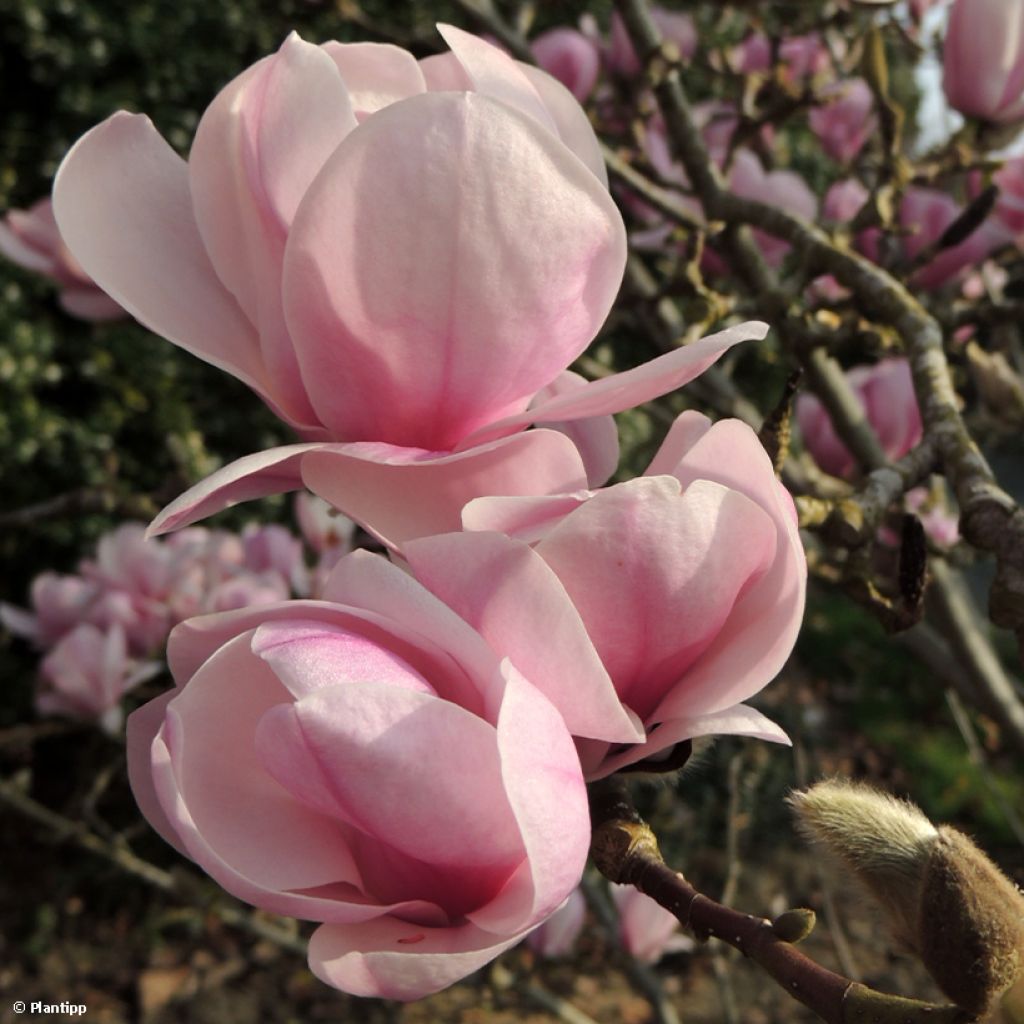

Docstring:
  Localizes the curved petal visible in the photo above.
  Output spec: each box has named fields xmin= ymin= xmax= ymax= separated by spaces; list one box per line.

xmin=419 ymin=52 xmax=472 ymax=91
xmin=643 ymin=409 xmax=714 ymax=477
xmin=461 ymin=492 xmax=591 ymax=544
xmin=461 ymin=321 xmax=767 ymax=448
xmin=588 ymin=703 xmax=790 ymax=780
xmin=309 ymin=917 xmax=523 ymax=1000
xmin=126 ymin=689 xmax=187 ymax=854
xmin=652 ymin=418 xmax=807 ymax=720
xmin=283 ymin=90 xmax=626 ymax=449
xmin=298 ymin=430 xmax=589 ymax=551
xmin=58 ymin=287 xmax=126 ymax=321
xmin=52 ymin=113 xmax=270 ymax=404
xmin=322 ymin=41 xmax=426 ymax=117
xmin=529 ymin=371 xmax=619 ymax=486
xmin=189 ymin=34 xmax=356 ymax=427
xmin=153 ymin=633 xmax=387 ymax=922
xmin=320 ymin=551 xmax=500 ymax=719
xmin=147 ymin=443 xmax=325 ymax=538
xmin=437 ymin=24 xmax=557 ymax=135
xmin=404 ymin=532 xmax=642 ymax=744
xmin=535 ymin=477 xmax=777 ymax=721
xmin=518 ymin=63 xmax=607 ymax=186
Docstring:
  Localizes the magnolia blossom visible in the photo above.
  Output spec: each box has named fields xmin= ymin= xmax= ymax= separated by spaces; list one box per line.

xmin=809 ymin=78 xmax=875 ymax=164
xmin=127 ymin=551 xmax=589 ymax=1000
xmin=0 ymin=198 xmax=124 ymax=320
xmin=526 ymin=888 xmax=587 ymax=957
xmin=796 ymin=358 xmax=922 ymax=478
xmin=532 ymin=28 xmax=600 ymax=102
xmin=607 ymin=8 xmax=697 ymax=75
xmin=54 ymin=27 xmax=764 ymax=550
xmin=38 ymin=623 xmax=161 ymax=734
xmin=610 ymin=884 xmax=694 ymax=963
xmin=732 ymin=32 xmax=831 ymax=81
xmin=726 ymin=151 xmax=817 ymax=268
xmin=943 ymin=0 xmax=1024 ymax=124
xmin=405 ymin=413 xmax=804 ymax=778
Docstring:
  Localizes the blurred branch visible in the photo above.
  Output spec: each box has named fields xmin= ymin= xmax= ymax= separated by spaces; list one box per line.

xmin=0 ymin=487 xmax=156 ymax=529
xmin=589 ymin=777 xmax=971 ymax=1024
xmin=0 ymin=774 xmax=307 ymax=956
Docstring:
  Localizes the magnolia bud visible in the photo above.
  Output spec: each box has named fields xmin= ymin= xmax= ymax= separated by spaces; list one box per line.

xmin=790 ymin=780 xmax=1024 ymax=1016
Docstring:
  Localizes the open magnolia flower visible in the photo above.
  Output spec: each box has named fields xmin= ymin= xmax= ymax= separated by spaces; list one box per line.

xmin=54 ymin=26 xmax=765 ymax=549
xmin=404 ymin=412 xmax=804 ymax=778
xmin=127 ymin=550 xmax=590 ymax=1000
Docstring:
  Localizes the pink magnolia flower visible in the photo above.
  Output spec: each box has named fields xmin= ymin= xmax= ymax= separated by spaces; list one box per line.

xmin=943 ymin=0 xmax=1024 ymax=124
xmin=796 ymin=358 xmax=923 ymax=478
xmin=986 ymin=156 xmax=1024 ymax=235
xmin=127 ymin=550 xmax=589 ymax=1000
xmin=532 ymin=28 xmax=600 ymax=102
xmin=0 ymin=198 xmax=125 ymax=320
xmin=898 ymin=187 xmax=1009 ymax=290
xmin=732 ymin=33 xmax=831 ymax=82
xmin=607 ymin=8 xmax=697 ymax=76
xmin=526 ymin=887 xmax=587 ymax=957
xmin=242 ymin=523 xmax=309 ymax=595
xmin=38 ymin=623 xmax=162 ymax=734
xmin=809 ymin=78 xmax=875 ymax=164
xmin=54 ymin=27 xmax=765 ymax=550
xmin=405 ymin=413 xmax=804 ymax=779
xmin=726 ymin=151 xmax=817 ymax=268
xmin=1 ymin=572 xmax=102 ymax=648
xmin=610 ymin=884 xmax=694 ymax=963
xmin=294 ymin=492 xmax=356 ymax=597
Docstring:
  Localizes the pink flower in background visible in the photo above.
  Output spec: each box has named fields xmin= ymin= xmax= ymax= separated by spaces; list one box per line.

xmin=733 ymin=32 xmax=831 ymax=82
xmin=727 ymin=151 xmax=818 ymax=267
xmin=797 ymin=358 xmax=923 ymax=478
xmin=899 ymin=187 xmax=1009 ymax=290
xmin=988 ymin=156 xmax=1024 ymax=235
xmin=532 ymin=28 xmax=600 ymax=102
xmin=607 ymin=8 xmax=697 ymax=75
xmin=294 ymin=493 xmax=357 ymax=596
xmin=38 ymin=623 xmax=161 ymax=734
xmin=943 ymin=0 xmax=1024 ymax=124
xmin=1 ymin=572 xmax=103 ymax=649
xmin=610 ymin=884 xmax=694 ymax=963
xmin=127 ymin=550 xmax=590 ymax=1000
xmin=526 ymin=888 xmax=587 ymax=958
xmin=54 ymin=27 xmax=765 ymax=549
xmin=809 ymin=78 xmax=875 ymax=164
xmin=0 ymin=198 xmax=125 ymax=320
xmin=406 ymin=413 xmax=804 ymax=779
xmin=242 ymin=523 xmax=310 ymax=596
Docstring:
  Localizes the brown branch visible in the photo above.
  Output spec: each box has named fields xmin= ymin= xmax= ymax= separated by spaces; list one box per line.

xmin=588 ymin=777 xmax=972 ymax=1024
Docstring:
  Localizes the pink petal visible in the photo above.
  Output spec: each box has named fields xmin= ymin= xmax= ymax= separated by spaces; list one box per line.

xmin=529 ymin=371 xmax=619 ymax=486
xmin=461 ymin=321 xmax=767 ymax=448
xmin=322 ymin=41 xmax=426 ymax=116
xmin=126 ymin=689 xmax=189 ymax=855
xmin=320 ymin=551 xmax=500 ymax=720
xmin=467 ymin=662 xmax=589 ymax=934
xmin=651 ymin=418 xmax=807 ymax=720
xmin=283 ymin=90 xmax=626 ymax=448
xmin=419 ymin=52 xmax=472 ymax=91
xmin=189 ymin=34 xmax=356 ymax=427
xmin=58 ymin=287 xmax=126 ymax=321
xmin=298 ymin=431 xmax=589 ymax=551
xmin=251 ymin=619 xmax=434 ymax=699
xmin=147 ymin=443 xmax=324 ymax=538
xmin=280 ymin=682 xmax=524 ymax=879
xmin=518 ymin=62 xmax=607 ymax=186
xmin=404 ymin=531 xmax=642 ymax=744
xmin=152 ymin=632 xmax=383 ymax=922
xmin=532 ymin=28 xmax=600 ymax=103
xmin=52 ymin=113 xmax=270 ymax=406
xmin=437 ymin=24 xmax=557 ymax=135
xmin=535 ymin=477 xmax=777 ymax=721
xmin=643 ymin=409 xmax=713 ymax=476
xmin=309 ymin=918 xmax=523 ymax=1000
xmin=461 ymin=492 xmax=591 ymax=544
xmin=588 ymin=704 xmax=790 ymax=780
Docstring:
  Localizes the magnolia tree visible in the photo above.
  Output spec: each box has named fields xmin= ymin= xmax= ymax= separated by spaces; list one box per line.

xmin=4 ymin=0 xmax=1024 ymax=1020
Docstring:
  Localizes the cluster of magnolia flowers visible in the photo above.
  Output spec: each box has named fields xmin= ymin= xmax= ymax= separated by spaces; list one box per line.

xmin=2 ymin=496 xmax=354 ymax=732
xmin=0 ymin=25 xmax=808 ymax=1000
